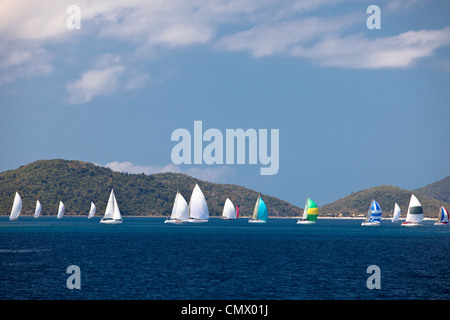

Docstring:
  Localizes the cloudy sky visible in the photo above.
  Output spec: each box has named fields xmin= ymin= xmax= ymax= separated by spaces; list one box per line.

xmin=1 ymin=0 xmax=449 ymax=207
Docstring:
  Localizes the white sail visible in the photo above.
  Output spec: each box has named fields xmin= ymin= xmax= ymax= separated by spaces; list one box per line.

xmin=170 ymin=192 xmax=179 ymax=219
xmin=57 ymin=201 xmax=65 ymax=219
xmin=165 ymin=192 xmax=189 ymax=223
xmin=175 ymin=193 xmax=189 ymax=221
xmin=9 ymin=192 xmax=22 ymax=220
xmin=103 ymin=190 xmax=115 ymax=219
xmin=34 ymin=200 xmax=42 ymax=218
xmin=101 ymin=189 xmax=122 ymax=223
xmin=112 ymin=194 xmax=122 ymax=220
xmin=392 ymin=203 xmax=401 ymax=222
xmin=302 ymin=198 xmax=308 ymax=220
xmin=222 ymin=198 xmax=236 ymax=219
xmin=405 ymin=194 xmax=423 ymax=223
xmin=88 ymin=202 xmax=96 ymax=218
xmin=188 ymin=184 xmax=209 ymax=221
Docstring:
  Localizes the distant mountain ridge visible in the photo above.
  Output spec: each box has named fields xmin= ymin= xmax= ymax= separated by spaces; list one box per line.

xmin=0 ymin=159 xmax=448 ymax=218
xmin=321 ymin=185 xmax=450 ymax=218
xmin=0 ymin=159 xmax=300 ymax=217
xmin=413 ymin=176 xmax=450 ymax=203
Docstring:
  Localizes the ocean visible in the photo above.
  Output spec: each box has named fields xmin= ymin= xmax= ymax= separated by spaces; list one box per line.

xmin=1 ymin=217 xmax=449 ymax=302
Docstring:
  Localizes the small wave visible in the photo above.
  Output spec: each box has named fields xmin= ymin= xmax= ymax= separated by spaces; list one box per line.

xmin=0 ymin=249 xmax=51 ymax=253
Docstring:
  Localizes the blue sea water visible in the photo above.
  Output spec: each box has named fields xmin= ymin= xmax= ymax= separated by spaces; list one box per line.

xmin=0 ymin=217 xmax=449 ymax=300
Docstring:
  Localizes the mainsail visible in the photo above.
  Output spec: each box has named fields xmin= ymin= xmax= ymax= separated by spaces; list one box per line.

xmin=88 ymin=202 xmax=96 ymax=218
xmin=34 ymin=200 xmax=42 ymax=218
xmin=9 ymin=192 xmax=22 ymax=221
xmin=392 ymin=203 xmax=401 ymax=222
xmin=57 ymin=201 xmax=65 ymax=219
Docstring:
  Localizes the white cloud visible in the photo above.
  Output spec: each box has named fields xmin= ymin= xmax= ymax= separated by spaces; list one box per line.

xmin=104 ymin=161 xmax=182 ymax=175
xmin=1 ymin=0 xmax=449 ymax=87
xmin=291 ymin=27 xmax=450 ymax=69
xmin=0 ymin=42 xmax=53 ymax=84
xmin=218 ymin=14 xmax=360 ymax=58
xmin=104 ymin=160 xmax=234 ymax=183
xmin=66 ymin=65 xmax=125 ymax=104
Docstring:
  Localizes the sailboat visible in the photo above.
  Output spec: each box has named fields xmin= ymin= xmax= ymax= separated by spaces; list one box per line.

xmin=434 ymin=206 xmax=448 ymax=225
xmin=57 ymin=201 xmax=65 ymax=219
xmin=249 ymin=196 xmax=268 ymax=223
xmin=34 ymin=200 xmax=42 ymax=218
xmin=9 ymin=192 xmax=22 ymax=221
xmin=165 ymin=192 xmax=189 ymax=224
xmin=100 ymin=189 xmax=123 ymax=224
xmin=401 ymin=194 xmax=423 ymax=227
xmin=361 ymin=200 xmax=382 ymax=226
xmin=188 ymin=184 xmax=209 ymax=223
xmin=221 ymin=198 xmax=237 ymax=220
xmin=236 ymin=205 xmax=240 ymax=218
xmin=88 ymin=202 xmax=96 ymax=219
xmin=297 ymin=198 xmax=319 ymax=225
xmin=391 ymin=203 xmax=401 ymax=222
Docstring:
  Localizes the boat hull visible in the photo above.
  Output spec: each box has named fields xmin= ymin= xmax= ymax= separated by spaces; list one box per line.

xmin=361 ymin=221 xmax=380 ymax=226
xmin=401 ymin=222 xmax=422 ymax=227
xmin=164 ymin=219 xmax=187 ymax=224
xmin=297 ymin=220 xmax=315 ymax=225
xmin=188 ymin=219 xmax=208 ymax=223
xmin=100 ymin=219 xmax=122 ymax=224
xmin=248 ymin=219 xmax=266 ymax=223
xmin=434 ymin=222 xmax=448 ymax=225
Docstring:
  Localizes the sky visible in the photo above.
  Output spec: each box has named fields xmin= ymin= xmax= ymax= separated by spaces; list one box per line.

xmin=0 ymin=0 xmax=449 ymax=208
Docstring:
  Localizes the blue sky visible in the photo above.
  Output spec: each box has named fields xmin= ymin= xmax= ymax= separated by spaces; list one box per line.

xmin=0 ymin=0 xmax=449 ymax=208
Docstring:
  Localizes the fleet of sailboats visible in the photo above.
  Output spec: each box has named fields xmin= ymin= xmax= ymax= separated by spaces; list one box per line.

xmin=4 ymin=188 xmax=448 ymax=227
xmin=297 ymin=198 xmax=318 ymax=224
xmin=100 ymin=189 xmax=123 ymax=224
xmin=361 ymin=200 xmax=382 ymax=226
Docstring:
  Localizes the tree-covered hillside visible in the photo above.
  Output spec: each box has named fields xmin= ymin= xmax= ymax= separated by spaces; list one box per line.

xmin=0 ymin=159 xmax=301 ymax=217
xmin=320 ymin=185 xmax=449 ymax=218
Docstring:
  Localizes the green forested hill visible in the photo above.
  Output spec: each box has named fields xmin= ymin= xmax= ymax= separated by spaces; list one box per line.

xmin=0 ymin=159 xmax=448 ymax=218
xmin=320 ymin=185 xmax=450 ymax=218
xmin=0 ymin=159 xmax=301 ymax=217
